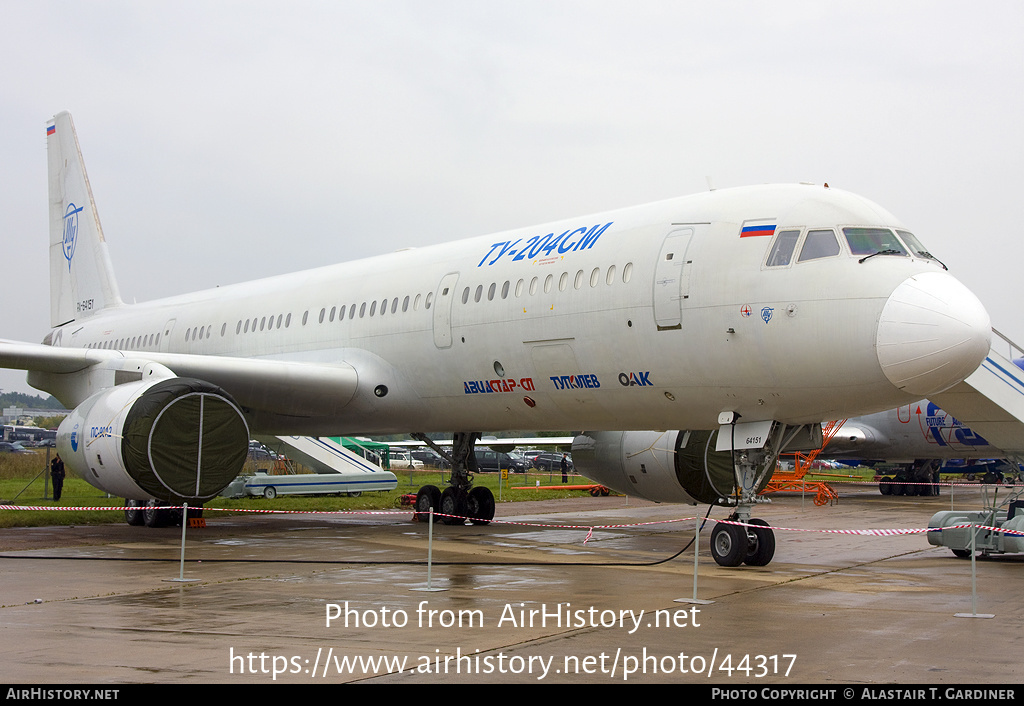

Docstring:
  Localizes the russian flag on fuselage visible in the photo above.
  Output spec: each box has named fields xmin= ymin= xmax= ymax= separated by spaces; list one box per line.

xmin=740 ymin=220 xmax=776 ymax=238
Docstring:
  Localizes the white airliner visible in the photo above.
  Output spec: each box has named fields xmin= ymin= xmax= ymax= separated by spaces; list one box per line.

xmin=0 ymin=112 xmax=992 ymax=567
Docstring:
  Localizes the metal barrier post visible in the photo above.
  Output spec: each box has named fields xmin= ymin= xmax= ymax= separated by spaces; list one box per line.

xmin=412 ymin=507 xmax=446 ymax=593
xmin=166 ymin=503 xmax=199 ymax=584
xmin=955 ymin=523 xmax=993 ymax=619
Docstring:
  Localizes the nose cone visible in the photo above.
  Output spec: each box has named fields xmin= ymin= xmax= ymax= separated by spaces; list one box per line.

xmin=876 ymin=272 xmax=990 ymax=396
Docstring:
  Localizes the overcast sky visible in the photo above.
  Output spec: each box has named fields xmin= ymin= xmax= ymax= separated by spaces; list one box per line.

xmin=2 ymin=1 xmax=1023 ymax=397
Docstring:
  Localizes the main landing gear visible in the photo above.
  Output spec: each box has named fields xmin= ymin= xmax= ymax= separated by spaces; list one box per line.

xmin=123 ymin=498 xmax=202 ymax=527
xmin=411 ymin=432 xmax=495 ymax=526
xmin=877 ymin=459 xmax=942 ymax=497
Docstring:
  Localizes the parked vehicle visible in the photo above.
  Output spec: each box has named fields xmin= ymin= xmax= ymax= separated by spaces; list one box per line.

xmin=474 ymin=449 xmax=528 ymax=473
xmin=247 ymin=441 xmax=279 ymax=461
xmin=532 ymin=452 xmax=573 ymax=471
xmin=411 ymin=449 xmax=448 ymax=469
xmin=221 ymin=469 xmax=398 ymax=499
xmin=390 ymin=451 xmax=424 ymax=469
xmin=0 ymin=441 xmax=32 ymax=454
xmin=2 ymin=425 xmax=57 ymax=445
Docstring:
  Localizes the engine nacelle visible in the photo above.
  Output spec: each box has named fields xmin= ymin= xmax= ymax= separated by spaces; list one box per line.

xmin=57 ymin=377 xmax=250 ymax=501
xmin=572 ymin=430 xmax=752 ymax=505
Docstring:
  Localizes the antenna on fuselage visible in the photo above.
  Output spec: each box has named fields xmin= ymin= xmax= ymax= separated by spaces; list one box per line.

xmin=705 ymin=176 xmax=715 ymax=191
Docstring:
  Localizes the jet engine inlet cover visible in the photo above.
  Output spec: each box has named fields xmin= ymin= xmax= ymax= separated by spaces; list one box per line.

xmin=121 ymin=378 xmax=249 ymax=500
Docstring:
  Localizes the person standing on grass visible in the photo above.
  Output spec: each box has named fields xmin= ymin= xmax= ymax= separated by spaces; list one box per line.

xmin=50 ymin=454 xmax=65 ymax=502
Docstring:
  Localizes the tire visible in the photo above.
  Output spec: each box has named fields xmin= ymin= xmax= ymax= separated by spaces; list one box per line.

xmin=589 ymin=486 xmax=601 ymax=497
xmin=347 ymin=491 xmax=362 ymax=498
xmin=414 ymin=485 xmax=442 ymax=521
xmin=263 ymin=486 xmax=277 ymax=500
xmin=711 ymin=523 xmax=749 ymax=567
xmin=983 ymin=472 xmax=999 ymax=485
xmin=879 ymin=477 xmax=892 ymax=495
xmin=743 ymin=519 xmax=776 ymax=566
xmin=440 ymin=487 xmax=468 ymax=525
xmin=143 ymin=499 xmax=166 ymax=528
xmin=467 ymin=487 xmax=495 ymax=525
xmin=124 ymin=499 xmax=144 ymax=526
xmin=952 ymin=549 xmax=972 ymax=559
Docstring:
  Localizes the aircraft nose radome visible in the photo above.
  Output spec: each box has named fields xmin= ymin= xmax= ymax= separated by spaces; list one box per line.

xmin=876 ymin=272 xmax=991 ymax=396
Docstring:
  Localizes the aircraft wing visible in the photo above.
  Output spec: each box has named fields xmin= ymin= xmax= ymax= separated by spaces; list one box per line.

xmin=0 ymin=338 xmax=100 ymax=374
xmin=389 ymin=436 xmax=575 ymax=450
xmin=0 ymin=339 xmax=358 ymax=417
xmin=479 ymin=437 xmax=575 ymax=451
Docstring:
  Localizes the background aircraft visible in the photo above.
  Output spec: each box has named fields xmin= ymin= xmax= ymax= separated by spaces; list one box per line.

xmin=821 ymin=400 xmax=1022 ymax=494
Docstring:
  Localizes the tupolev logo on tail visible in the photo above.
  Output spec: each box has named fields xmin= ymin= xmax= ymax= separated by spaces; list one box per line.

xmin=63 ymin=202 xmax=83 ymax=271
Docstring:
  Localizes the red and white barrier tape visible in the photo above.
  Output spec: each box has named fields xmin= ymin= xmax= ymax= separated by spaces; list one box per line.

xmin=4 ymin=502 xmax=1019 ymax=541
xmin=2 ymin=505 xmax=1022 ymax=541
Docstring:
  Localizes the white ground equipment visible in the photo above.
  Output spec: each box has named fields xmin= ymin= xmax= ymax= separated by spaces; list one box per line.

xmin=223 ymin=436 xmax=397 ymax=499
xmin=927 ymin=485 xmax=1024 ymax=557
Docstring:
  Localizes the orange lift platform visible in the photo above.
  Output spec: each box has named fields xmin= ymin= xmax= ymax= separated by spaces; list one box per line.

xmin=762 ymin=420 xmax=846 ymax=506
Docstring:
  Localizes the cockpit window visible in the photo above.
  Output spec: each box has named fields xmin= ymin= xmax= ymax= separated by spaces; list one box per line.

xmin=842 ymin=228 xmax=908 ymax=257
xmin=896 ymin=230 xmax=933 ymax=258
xmin=765 ymin=229 xmax=800 ymax=267
xmin=797 ymin=229 xmax=841 ymax=262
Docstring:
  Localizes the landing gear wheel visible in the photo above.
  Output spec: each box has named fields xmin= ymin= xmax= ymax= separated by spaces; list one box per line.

xmin=347 ymin=491 xmax=362 ymax=498
xmin=467 ymin=487 xmax=495 ymax=525
xmin=263 ymin=486 xmax=277 ymax=500
xmin=952 ymin=549 xmax=972 ymax=559
xmin=879 ymin=477 xmax=893 ymax=495
xmin=124 ymin=499 xmax=144 ymax=526
xmin=414 ymin=485 xmax=442 ymax=521
xmin=143 ymin=499 xmax=167 ymax=528
xmin=983 ymin=472 xmax=999 ymax=484
xmin=743 ymin=518 xmax=776 ymax=566
xmin=711 ymin=522 xmax=749 ymax=567
xmin=440 ymin=487 xmax=468 ymax=525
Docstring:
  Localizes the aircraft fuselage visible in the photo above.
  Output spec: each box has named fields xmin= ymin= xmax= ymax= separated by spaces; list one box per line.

xmin=40 ymin=183 xmax=990 ymax=436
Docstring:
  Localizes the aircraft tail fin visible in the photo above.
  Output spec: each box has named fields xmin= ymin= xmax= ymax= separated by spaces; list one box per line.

xmin=47 ymin=112 xmax=123 ymax=328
